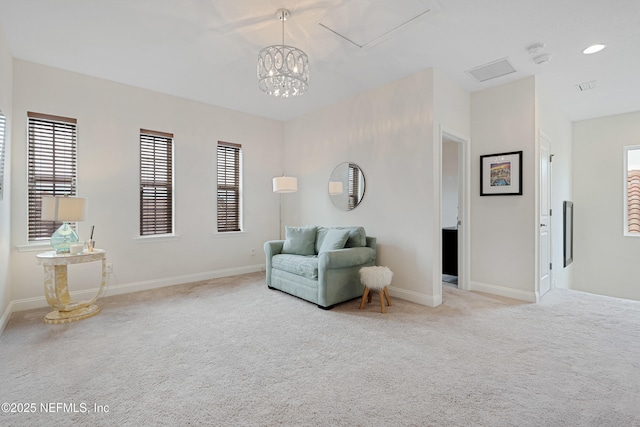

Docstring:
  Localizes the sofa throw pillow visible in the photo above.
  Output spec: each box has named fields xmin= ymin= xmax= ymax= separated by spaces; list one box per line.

xmin=319 ymin=229 xmax=350 ymax=253
xmin=282 ymin=226 xmax=317 ymax=256
xmin=340 ymin=226 xmax=367 ymax=248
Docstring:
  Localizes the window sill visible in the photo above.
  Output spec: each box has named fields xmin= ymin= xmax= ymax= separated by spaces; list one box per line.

xmin=133 ymin=234 xmax=181 ymax=244
xmin=16 ymin=242 xmax=52 ymax=253
xmin=211 ymin=231 xmax=247 ymax=238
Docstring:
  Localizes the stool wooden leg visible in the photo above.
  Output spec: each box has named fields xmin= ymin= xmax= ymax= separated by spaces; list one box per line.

xmin=359 ymin=287 xmax=370 ymax=310
xmin=378 ymin=289 xmax=386 ymax=313
xmin=367 ymin=290 xmax=372 ymax=303
xmin=383 ymin=286 xmax=392 ymax=306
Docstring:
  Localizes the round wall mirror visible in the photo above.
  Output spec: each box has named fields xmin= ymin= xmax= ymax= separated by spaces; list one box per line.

xmin=328 ymin=162 xmax=366 ymax=211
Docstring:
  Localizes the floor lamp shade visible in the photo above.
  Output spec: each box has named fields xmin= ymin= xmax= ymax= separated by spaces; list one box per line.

xmin=328 ymin=181 xmax=344 ymax=195
xmin=41 ymin=196 xmax=87 ymax=253
xmin=273 ymin=176 xmax=297 ymax=193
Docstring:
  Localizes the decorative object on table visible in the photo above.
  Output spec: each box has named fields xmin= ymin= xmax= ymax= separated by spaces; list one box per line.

xmin=36 ymin=249 xmax=108 ymax=324
xmin=359 ymin=266 xmax=393 ymax=313
xmin=480 ymin=151 xmax=523 ymax=196
xmin=273 ymin=174 xmax=298 ymax=239
xmin=329 ymin=162 xmax=366 ymax=211
xmin=563 ymin=201 xmax=574 ymax=267
xmin=257 ymin=8 xmax=309 ymax=98
xmin=89 ymin=224 xmax=95 ymax=252
xmin=40 ymin=195 xmax=88 ymax=253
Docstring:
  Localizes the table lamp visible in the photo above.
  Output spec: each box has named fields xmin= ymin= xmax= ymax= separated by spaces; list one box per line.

xmin=41 ymin=196 xmax=87 ymax=253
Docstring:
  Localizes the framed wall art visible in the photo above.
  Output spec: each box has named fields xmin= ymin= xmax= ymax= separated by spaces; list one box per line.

xmin=480 ymin=151 xmax=523 ymax=196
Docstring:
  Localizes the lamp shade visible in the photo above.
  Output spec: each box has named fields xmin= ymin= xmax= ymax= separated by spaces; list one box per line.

xmin=41 ymin=196 xmax=87 ymax=222
xmin=328 ymin=181 xmax=344 ymax=195
xmin=273 ymin=176 xmax=297 ymax=193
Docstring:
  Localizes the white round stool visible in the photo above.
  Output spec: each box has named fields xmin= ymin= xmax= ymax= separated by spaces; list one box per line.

xmin=359 ymin=266 xmax=393 ymax=313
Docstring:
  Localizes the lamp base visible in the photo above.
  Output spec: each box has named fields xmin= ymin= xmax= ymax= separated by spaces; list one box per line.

xmin=44 ymin=305 xmax=100 ymax=324
xmin=50 ymin=222 xmax=79 ymax=253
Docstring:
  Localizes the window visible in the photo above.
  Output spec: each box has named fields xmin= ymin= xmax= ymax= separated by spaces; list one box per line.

xmin=217 ymin=141 xmax=242 ymax=232
xmin=625 ymin=145 xmax=640 ymax=235
xmin=0 ymin=111 xmax=5 ymax=201
xmin=140 ymin=129 xmax=174 ymax=236
xmin=27 ymin=112 xmax=78 ymax=241
xmin=348 ymin=163 xmax=364 ymax=210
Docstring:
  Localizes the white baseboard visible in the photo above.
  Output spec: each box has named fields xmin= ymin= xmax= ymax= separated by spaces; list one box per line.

xmin=389 ymin=286 xmax=442 ymax=308
xmin=469 ymin=281 xmax=537 ymax=302
xmin=0 ymin=300 xmax=16 ymax=335
xmin=2 ymin=264 xmax=266 ymax=323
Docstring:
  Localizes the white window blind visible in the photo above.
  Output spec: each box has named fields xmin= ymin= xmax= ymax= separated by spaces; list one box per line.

xmin=27 ymin=112 xmax=78 ymax=241
xmin=0 ymin=111 xmax=6 ymax=200
xmin=140 ymin=129 xmax=174 ymax=236
xmin=217 ymin=141 xmax=242 ymax=232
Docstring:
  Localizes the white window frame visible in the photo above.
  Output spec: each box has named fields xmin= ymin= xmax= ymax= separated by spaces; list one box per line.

xmin=27 ymin=112 xmax=78 ymax=242
xmin=624 ymin=145 xmax=640 ymax=236
xmin=216 ymin=141 xmax=243 ymax=233
xmin=0 ymin=111 xmax=6 ymax=201
xmin=139 ymin=129 xmax=175 ymax=237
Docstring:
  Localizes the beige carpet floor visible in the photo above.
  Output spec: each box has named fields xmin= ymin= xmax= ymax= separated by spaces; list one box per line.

xmin=0 ymin=272 xmax=638 ymax=426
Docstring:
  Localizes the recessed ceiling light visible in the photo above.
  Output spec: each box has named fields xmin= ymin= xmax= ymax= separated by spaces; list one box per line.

xmin=583 ymin=44 xmax=606 ymax=54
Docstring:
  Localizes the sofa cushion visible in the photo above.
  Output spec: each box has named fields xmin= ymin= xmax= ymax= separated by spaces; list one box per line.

xmin=282 ymin=226 xmax=317 ymax=256
xmin=315 ymin=226 xmax=366 ymax=253
xmin=341 ymin=226 xmax=367 ymax=248
xmin=272 ymin=254 xmax=319 ymax=279
xmin=318 ymin=229 xmax=350 ymax=253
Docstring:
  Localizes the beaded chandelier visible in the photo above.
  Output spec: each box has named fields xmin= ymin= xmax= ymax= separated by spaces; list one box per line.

xmin=257 ymin=9 xmax=309 ymax=98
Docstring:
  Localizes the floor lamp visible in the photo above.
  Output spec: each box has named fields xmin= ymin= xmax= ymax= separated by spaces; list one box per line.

xmin=273 ymin=175 xmax=297 ymax=239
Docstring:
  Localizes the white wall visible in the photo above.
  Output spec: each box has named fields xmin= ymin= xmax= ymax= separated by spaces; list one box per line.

xmin=0 ymin=21 xmax=13 ymax=330
xmin=283 ymin=68 xmax=470 ymax=307
xmin=470 ymin=77 xmax=537 ymax=301
xmin=442 ymin=140 xmax=459 ymax=228
xmin=537 ymin=85 xmax=573 ymax=291
xmin=9 ymin=60 xmax=283 ymax=308
xmin=573 ymin=111 xmax=640 ymax=301
xmin=284 ymin=69 xmax=440 ymax=306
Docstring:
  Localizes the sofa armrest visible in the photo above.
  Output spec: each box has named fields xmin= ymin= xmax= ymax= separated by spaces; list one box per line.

xmin=318 ymin=247 xmax=376 ymax=270
xmin=264 ymin=240 xmax=285 ymax=288
xmin=264 ymin=240 xmax=285 ymax=258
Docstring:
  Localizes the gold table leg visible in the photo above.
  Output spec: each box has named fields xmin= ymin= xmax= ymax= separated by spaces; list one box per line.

xmin=42 ymin=260 xmax=106 ymax=324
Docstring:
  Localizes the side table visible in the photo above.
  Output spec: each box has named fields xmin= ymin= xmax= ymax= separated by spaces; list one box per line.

xmin=36 ymin=249 xmax=108 ymax=324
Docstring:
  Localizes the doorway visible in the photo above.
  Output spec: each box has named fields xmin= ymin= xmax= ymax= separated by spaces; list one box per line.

xmin=442 ymin=136 xmax=460 ymax=287
xmin=439 ymin=130 xmax=469 ymax=294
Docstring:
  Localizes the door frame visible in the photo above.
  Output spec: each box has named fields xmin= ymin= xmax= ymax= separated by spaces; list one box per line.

xmin=435 ymin=126 xmax=470 ymax=300
xmin=537 ymin=130 xmax=553 ymax=300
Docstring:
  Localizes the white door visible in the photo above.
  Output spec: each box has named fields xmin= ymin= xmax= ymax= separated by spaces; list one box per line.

xmin=539 ymin=134 xmax=552 ymax=296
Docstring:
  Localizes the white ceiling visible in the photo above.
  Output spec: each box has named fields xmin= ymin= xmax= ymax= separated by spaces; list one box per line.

xmin=0 ymin=0 xmax=638 ymax=122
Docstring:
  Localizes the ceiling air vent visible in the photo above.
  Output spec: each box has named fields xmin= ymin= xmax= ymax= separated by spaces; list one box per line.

xmin=577 ymin=80 xmax=597 ymax=91
xmin=467 ymin=58 xmax=516 ymax=83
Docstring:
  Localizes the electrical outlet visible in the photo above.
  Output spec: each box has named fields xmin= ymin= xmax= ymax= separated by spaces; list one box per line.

xmin=106 ymin=263 xmax=113 ymax=274
xmin=250 ymin=248 xmax=256 ymax=256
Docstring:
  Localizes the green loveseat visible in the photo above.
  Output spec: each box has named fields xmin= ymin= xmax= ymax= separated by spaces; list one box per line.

xmin=264 ymin=226 xmax=377 ymax=309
